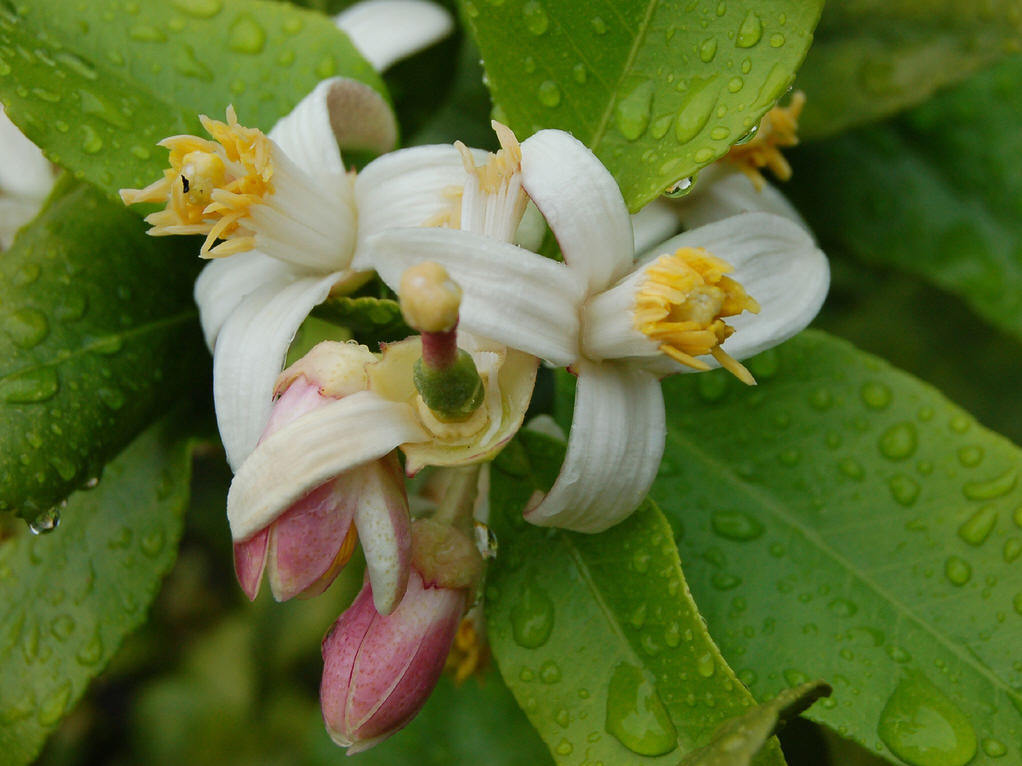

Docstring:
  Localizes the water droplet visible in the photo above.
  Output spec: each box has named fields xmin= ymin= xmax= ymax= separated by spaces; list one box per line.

xmin=809 ymin=387 xmax=833 ymax=410
xmin=839 ymin=458 xmax=865 ymax=480
xmin=955 ymin=445 xmax=983 ymax=467
xmin=1 ymin=366 xmax=59 ymax=404
xmin=98 ymin=387 xmax=126 ymax=410
xmin=50 ymin=614 xmax=75 ymax=641
xmin=877 ymin=673 xmax=977 ymax=766
xmin=591 ymin=16 xmax=607 ymax=34
xmin=696 ymin=652 xmax=715 ymax=678
xmin=555 ymin=708 xmax=569 ymax=728
xmin=663 ymin=176 xmax=695 ymax=198
xmin=861 ymin=381 xmax=892 ymax=409
xmin=555 ymin=738 xmax=573 ymax=756
xmin=889 ymin=474 xmax=920 ymax=507
xmin=629 ymin=602 xmax=647 ymax=629
xmin=4 ymin=308 xmax=49 ymax=348
xmin=522 ymin=1 xmax=549 ymax=35
xmin=91 ymin=335 xmax=124 ymax=355
xmin=828 ymin=598 xmax=858 ymax=618
xmin=769 ymin=33 xmax=785 ymax=47
xmin=981 ymin=738 xmax=1007 ymax=758
xmin=0 ymin=691 xmax=35 ymax=725
xmin=171 ymin=0 xmax=222 ymax=17
xmin=963 ymin=469 xmax=1017 ymax=501
xmin=572 ymin=62 xmax=587 ymax=83
xmin=944 ymin=556 xmax=972 ymax=586
xmin=81 ymin=124 xmax=103 ymax=154
xmin=1003 ymin=538 xmax=1021 ymax=563
xmin=674 ymin=77 xmax=718 ymax=143
xmin=174 ymin=44 xmax=214 ymax=81
xmin=699 ymin=37 xmax=717 ymax=62
xmin=605 ymin=663 xmax=677 ymax=756
xmin=879 ymin=422 xmax=918 ymax=460
xmin=614 ymin=80 xmax=654 ymax=140
xmin=726 ymin=76 xmax=744 ymax=93
xmin=540 ymin=660 xmax=561 ymax=684
xmin=55 ymin=51 xmax=97 ymax=80
xmin=128 ymin=24 xmax=166 ymax=42
xmin=958 ymin=505 xmax=997 ymax=546
xmin=140 ymin=528 xmax=165 ymax=557
xmin=537 ymin=80 xmax=561 ymax=108
xmin=228 ymin=13 xmax=265 ymax=53
xmin=711 ymin=509 xmax=764 ymax=541
xmin=886 ymin=645 xmax=912 ymax=663
xmin=37 ymin=681 xmax=72 ymax=726
xmin=519 ymin=666 xmax=534 ymax=681
xmin=736 ymin=11 xmax=763 ymax=47
xmin=28 ymin=505 xmax=61 ymax=535
xmin=510 ymin=582 xmax=554 ymax=648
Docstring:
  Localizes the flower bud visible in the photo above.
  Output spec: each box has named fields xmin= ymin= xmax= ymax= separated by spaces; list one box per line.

xmin=320 ymin=569 xmax=465 ymax=753
xmin=320 ymin=519 xmax=483 ymax=752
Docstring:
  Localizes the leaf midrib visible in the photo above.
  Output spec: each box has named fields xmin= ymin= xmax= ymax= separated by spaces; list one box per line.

xmin=587 ymin=0 xmax=661 ymax=153
xmin=0 ymin=309 xmax=196 ymax=381
xmin=665 ymin=427 xmax=1022 ymax=707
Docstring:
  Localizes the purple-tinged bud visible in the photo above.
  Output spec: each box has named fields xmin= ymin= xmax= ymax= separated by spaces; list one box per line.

xmin=320 ymin=520 xmax=483 ymax=753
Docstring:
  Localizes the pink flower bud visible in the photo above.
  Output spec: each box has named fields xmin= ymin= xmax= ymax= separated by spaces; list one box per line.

xmin=320 ymin=520 xmax=483 ymax=753
xmin=320 ymin=569 xmax=465 ymax=753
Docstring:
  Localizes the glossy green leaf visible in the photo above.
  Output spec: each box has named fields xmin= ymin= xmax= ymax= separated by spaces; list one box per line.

xmin=0 ymin=416 xmax=193 ymax=766
xmin=0 ymin=0 xmax=382 ymax=198
xmin=680 ymin=681 xmax=831 ymax=766
xmin=789 ymin=55 xmax=1022 ymax=343
xmin=0 ymin=179 xmax=202 ymax=519
xmin=797 ymin=0 xmax=1022 ymax=139
xmin=637 ymin=331 xmax=1022 ymax=765
xmin=486 ymin=431 xmax=785 ymax=766
xmin=462 ymin=0 xmax=822 ymax=209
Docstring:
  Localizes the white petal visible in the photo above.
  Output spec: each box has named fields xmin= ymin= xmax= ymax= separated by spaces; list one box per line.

xmin=269 ymin=77 xmax=397 ymax=177
xmin=0 ymin=107 xmax=54 ymax=200
xmin=653 ymin=212 xmax=829 ymax=367
xmin=631 ymin=199 xmax=680 ymax=257
xmin=677 ymin=164 xmax=807 ymax=231
xmin=353 ymin=145 xmax=484 ymax=268
xmin=334 ymin=0 xmax=453 ymax=72
xmin=355 ymin=454 xmax=412 ymax=614
xmin=525 ymin=362 xmax=664 ymax=533
xmin=214 ymin=272 xmax=343 ymax=471
xmin=369 ymin=227 xmax=583 ymax=365
xmin=521 ymin=130 xmax=633 ymax=292
xmin=193 ymin=251 xmax=292 ymax=351
xmin=228 ymin=391 xmax=427 ymax=540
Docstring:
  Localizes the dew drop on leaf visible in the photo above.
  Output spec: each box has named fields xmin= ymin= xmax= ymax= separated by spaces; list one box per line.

xmin=710 ymin=509 xmax=764 ymax=541
xmin=698 ymin=37 xmax=717 ymax=63
xmin=36 ymin=681 xmax=72 ymax=726
xmin=957 ymin=505 xmax=997 ymax=546
xmin=981 ymin=738 xmax=1007 ymax=758
xmin=674 ymin=77 xmax=718 ymax=143
xmin=879 ymin=422 xmax=918 ymax=461
xmin=735 ymin=11 xmax=763 ymax=48
xmin=27 ymin=504 xmax=61 ymax=535
xmin=81 ymin=124 xmax=103 ymax=154
xmin=4 ymin=308 xmax=49 ymax=348
xmin=889 ymin=474 xmax=920 ymax=506
xmin=877 ymin=673 xmax=977 ymax=766
xmin=604 ymin=662 xmax=677 ymax=756
xmin=963 ymin=469 xmax=1017 ymax=501
xmin=861 ymin=381 xmax=892 ymax=409
xmin=944 ymin=556 xmax=972 ymax=586
xmin=521 ymin=0 xmax=549 ymax=35
xmin=170 ymin=0 xmax=222 ymax=18
xmin=509 ymin=581 xmax=554 ymax=648
xmin=590 ymin=16 xmax=607 ymax=34
xmin=614 ymin=80 xmax=654 ymax=141
xmin=537 ymin=80 xmax=561 ymax=108
xmin=228 ymin=13 xmax=265 ymax=54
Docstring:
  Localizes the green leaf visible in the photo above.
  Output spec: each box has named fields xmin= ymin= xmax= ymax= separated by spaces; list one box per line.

xmin=789 ymin=55 xmax=1022 ymax=343
xmin=0 ymin=0 xmax=382 ymax=199
xmin=0 ymin=415 xmax=193 ymax=766
xmin=0 ymin=179 xmax=202 ymax=519
xmin=641 ymin=331 xmax=1022 ymax=765
xmin=486 ymin=431 xmax=785 ymax=766
xmin=462 ymin=0 xmax=823 ymax=209
xmin=797 ymin=1 xmax=1022 ymax=139
xmin=312 ymin=293 xmax=412 ymax=350
xmin=680 ymin=681 xmax=831 ymax=766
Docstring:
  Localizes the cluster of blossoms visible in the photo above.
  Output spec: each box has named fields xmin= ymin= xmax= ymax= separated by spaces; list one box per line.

xmin=119 ymin=0 xmax=829 ymax=752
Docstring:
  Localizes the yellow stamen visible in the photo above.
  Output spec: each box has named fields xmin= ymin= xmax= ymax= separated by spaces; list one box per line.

xmin=445 ymin=617 xmax=488 ymax=683
xmin=727 ymin=91 xmax=805 ymax=190
xmin=634 ymin=247 xmax=760 ymax=384
xmin=119 ymin=105 xmax=275 ymax=258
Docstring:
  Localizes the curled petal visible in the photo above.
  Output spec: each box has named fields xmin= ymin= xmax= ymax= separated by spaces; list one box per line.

xmin=193 ymin=251 xmax=291 ymax=351
xmin=227 ymin=391 xmax=427 ymax=540
xmin=334 ymin=0 xmax=453 ymax=72
xmin=369 ymin=227 xmax=583 ymax=365
xmin=521 ymin=129 xmax=633 ymax=292
xmin=213 ymin=272 xmax=343 ymax=470
xmin=269 ymin=77 xmax=397 ymax=173
xmin=525 ymin=361 xmax=665 ymax=533
xmin=355 ymin=453 xmax=413 ymax=615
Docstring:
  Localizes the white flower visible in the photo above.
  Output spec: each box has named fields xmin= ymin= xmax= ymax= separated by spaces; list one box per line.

xmin=120 ymin=2 xmax=471 ymax=471
xmin=370 ymin=129 xmax=829 ymax=533
xmin=334 ymin=0 xmax=453 ymax=72
xmin=0 ymin=106 xmax=56 ymax=249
